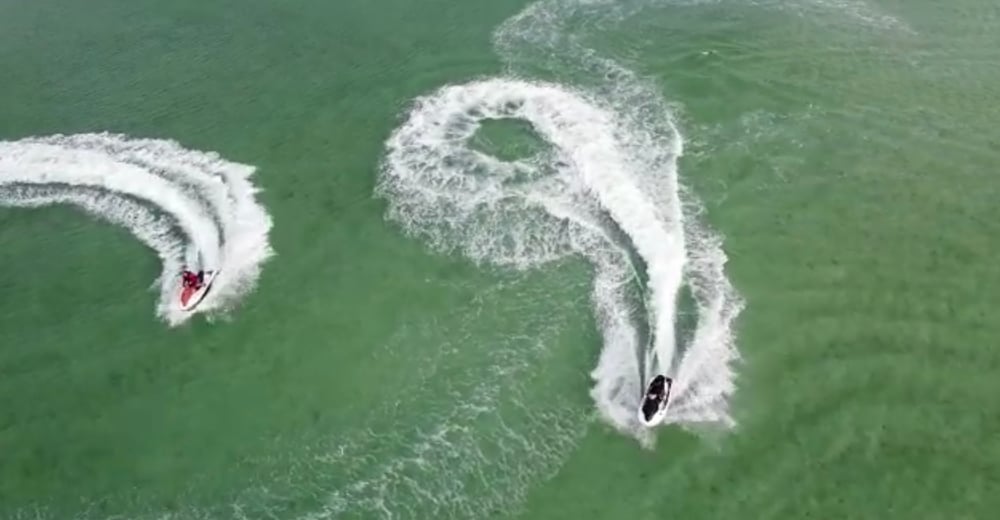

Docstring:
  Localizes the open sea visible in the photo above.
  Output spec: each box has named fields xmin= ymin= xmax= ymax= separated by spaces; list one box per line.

xmin=2 ymin=0 xmax=999 ymax=518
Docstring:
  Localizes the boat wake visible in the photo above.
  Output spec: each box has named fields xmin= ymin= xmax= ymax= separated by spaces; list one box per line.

xmin=378 ymin=76 xmax=742 ymax=443
xmin=378 ymin=0 xmax=745 ymax=446
xmin=0 ymin=133 xmax=274 ymax=325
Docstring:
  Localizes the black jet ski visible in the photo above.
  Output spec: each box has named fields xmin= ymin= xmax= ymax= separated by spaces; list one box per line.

xmin=638 ymin=374 xmax=673 ymax=426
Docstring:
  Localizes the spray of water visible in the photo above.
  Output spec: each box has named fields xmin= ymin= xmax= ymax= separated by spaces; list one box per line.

xmin=377 ymin=0 xmax=745 ymax=445
xmin=0 ymin=132 xmax=274 ymax=325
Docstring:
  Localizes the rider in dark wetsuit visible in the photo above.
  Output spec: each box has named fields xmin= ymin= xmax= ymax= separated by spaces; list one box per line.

xmin=641 ymin=375 xmax=670 ymax=421
xmin=181 ymin=270 xmax=204 ymax=289
xmin=646 ymin=375 xmax=666 ymax=400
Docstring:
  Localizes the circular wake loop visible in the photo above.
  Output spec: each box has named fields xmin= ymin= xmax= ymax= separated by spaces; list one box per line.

xmin=378 ymin=74 xmax=744 ymax=443
xmin=0 ymin=132 xmax=274 ymax=326
xmin=378 ymin=1 xmax=745 ymax=446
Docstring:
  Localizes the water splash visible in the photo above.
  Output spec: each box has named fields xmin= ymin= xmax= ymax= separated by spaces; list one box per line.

xmin=0 ymin=132 xmax=274 ymax=325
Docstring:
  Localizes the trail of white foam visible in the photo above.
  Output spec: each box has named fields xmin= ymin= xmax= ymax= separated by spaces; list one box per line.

xmin=0 ymin=133 xmax=273 ymax=325
xmin=380 ymin=0 xmax=747 ymax=445
xmin=378 ymin=78 xmax=685 ymax=442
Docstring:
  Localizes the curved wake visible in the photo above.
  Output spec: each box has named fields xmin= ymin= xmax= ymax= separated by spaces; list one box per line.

xmin=376 ymin=0 xmax=748 ymax=446
xmin=378 ymin=73 xmax=743 ymax=442
xmin=0 ymin=133 xmax=273 ymax=325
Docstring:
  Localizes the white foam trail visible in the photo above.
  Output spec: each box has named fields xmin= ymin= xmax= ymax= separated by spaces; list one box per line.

xmin=379 ymin=78 xmax=691 ymax=441
xmin=381 ymin=0 xmax=746 ymax=444
xmin=0 ymin=133 xmax=274 ymax=325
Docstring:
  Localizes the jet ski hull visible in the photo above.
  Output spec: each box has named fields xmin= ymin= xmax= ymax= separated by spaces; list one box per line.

xmin=180 ymin=270 xmax=218 ymax=311
xmin=638 ymin=375 xmax=673 ymax=427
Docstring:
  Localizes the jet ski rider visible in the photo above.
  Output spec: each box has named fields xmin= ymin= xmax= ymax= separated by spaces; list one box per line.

xmin=181 ymin=269 xmax=205 ymax=289
xmin=646 ymin=375 xmax=666 ymax=402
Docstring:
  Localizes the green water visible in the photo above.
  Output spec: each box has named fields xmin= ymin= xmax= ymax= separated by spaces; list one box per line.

xmin=3 ymin=0 xmax=1000 ymax=518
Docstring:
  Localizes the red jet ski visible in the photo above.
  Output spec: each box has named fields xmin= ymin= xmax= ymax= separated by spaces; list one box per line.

xmin=179 ymin=269 xmax=218 ymax=311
